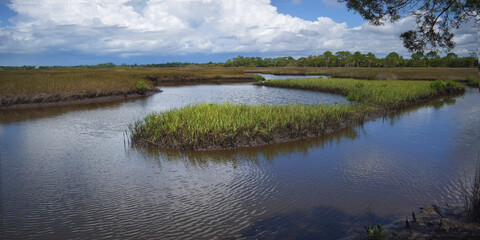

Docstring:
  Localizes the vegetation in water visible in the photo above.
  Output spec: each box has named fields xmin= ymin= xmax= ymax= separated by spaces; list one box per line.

xmin=253 ymin=75 xmax=264 ymax=83
xmin=364 ymin=208 xmax=397 ymax=240
xmin=263 ymin=78 xmax=464 ymax=110
xmin=466 ymin=76 xmax=479 ymax=88
xmin=130 ymin=78 xmax=464 ymax=149
xmin=129 ymin=103 xmax=372 ymax=150
xmin=243 ymin=67 xmax=477 ymax=81
xmin=460 ymin=155 xmax=480 ymax=223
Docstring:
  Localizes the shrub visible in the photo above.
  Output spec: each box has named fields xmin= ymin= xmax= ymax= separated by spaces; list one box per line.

xmin=346 ymin=92 xmax=360 ymax=102
xmin=430 ymin=79 xmax=446 ymax=91
xmin=136 ymin=80 xmax=148 ymax=94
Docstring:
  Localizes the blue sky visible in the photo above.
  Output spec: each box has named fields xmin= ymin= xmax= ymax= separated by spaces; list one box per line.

xmin=0 ymin=0 xmax=477 ymax=66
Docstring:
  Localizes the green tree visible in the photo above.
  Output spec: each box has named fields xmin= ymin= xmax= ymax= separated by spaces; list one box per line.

xmin=409 ymin=52 xmax=426 ymax=67
xmin=336 ymin=51 xmax=353 ymax=67
xmin=365 ymin=52 xmax=377 ymax=68
xmin=339 ymin=0 xmax=479 ymax=53
xmin=352 ymin=51 xmax=365 ymax=67
xmin=384 ymin=52 xmax=402 ymax=67
xmin=322 ymin=51 xmax=336 ymax=67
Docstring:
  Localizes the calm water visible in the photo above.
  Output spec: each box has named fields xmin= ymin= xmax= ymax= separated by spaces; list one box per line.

xmin=1 ymin=82 xmax=479 ymax=239
xmin=255 ymin=73 xmax=328 ymax=80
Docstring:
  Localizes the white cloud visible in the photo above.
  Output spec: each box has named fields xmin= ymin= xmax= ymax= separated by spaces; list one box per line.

xmin=0 ymin=0 xmax=477 ymax=63
xmin=322 ymin=0 xmax=343 ymax=8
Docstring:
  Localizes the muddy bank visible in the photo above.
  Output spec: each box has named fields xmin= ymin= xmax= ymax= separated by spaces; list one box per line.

xmin=0 ymin=90 xmax=160 ymax=110
xmin=144 ymin=75 xmax=254 ymax=85
xmin=345 ymin=205 xmax=480 ymax=240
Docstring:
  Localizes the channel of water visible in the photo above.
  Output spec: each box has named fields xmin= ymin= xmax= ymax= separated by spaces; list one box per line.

xmin=1 ymin=76 xmax=479 ymax=239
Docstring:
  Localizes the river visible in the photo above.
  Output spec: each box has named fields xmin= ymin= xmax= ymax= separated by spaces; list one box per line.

xmin=1 ymin=77 xmax=479 ymax=239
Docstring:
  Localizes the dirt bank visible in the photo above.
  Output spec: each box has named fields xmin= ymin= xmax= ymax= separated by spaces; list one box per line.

xmin=0 ymin=90 xmax=160 ymax=110
xmin=144 ymin=75 xmax=254 ymax=85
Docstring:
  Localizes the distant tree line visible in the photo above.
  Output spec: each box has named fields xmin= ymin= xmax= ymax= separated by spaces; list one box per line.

xmin=224 ymin=51 xmax=478 ymax=68
xmin=0 ymin=62 xmax=221 ymax=70
xmin=0 ymin=51 xmax=477 ymax=70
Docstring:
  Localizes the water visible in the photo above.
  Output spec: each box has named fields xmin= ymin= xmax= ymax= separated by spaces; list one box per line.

xmin=1 ymin=82 xmax=479 ymax=239
xmin=254 ymin=73 xmax=328 ymax=80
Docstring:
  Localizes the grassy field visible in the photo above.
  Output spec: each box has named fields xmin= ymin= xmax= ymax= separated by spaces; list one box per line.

xmin=0 ymin=67 xmax=251 ymax=107
xmin=130 ymin=78 xmax=464 ymax=150
xmin=244 ymin=67 xmax=478 ymax=81
xmin=1 ymin=66 xmax=475 ymax=107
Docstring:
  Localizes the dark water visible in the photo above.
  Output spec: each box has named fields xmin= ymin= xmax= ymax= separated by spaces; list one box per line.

xmin=1 ymin=83 xmax=479 ymax=239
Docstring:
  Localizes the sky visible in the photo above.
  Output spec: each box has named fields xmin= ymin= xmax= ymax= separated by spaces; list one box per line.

xmin=0 ymin=0 xmax=477 ymax=66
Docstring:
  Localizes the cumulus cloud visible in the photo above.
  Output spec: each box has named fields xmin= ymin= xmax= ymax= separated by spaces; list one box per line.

xmin=322 ymin=0 xmax=343 ymax=8
xmin=0 ymin=0 xmax=476 ymax=64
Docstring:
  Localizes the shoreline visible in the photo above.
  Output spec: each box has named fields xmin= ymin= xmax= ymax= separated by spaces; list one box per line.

xmin=344 ymin=205 xmax=480 ymax=240
xmin=144 ymin=75 xmax=254 ymax=85
xmin=0 ymin=90 xmax=160 ymax=110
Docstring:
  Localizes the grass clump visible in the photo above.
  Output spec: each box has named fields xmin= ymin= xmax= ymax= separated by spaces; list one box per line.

xmin=460 ymin=155 xmax=480 ymax=223
xmin=253 ymin=75 xmax=264 ymax=83
xmin=466 ymin=76 xmax=479 ymax=87
xmin=136 ymin=80 xmax=148 ymax=94
xmin=130 ymin=103 xmax=370 ymax=150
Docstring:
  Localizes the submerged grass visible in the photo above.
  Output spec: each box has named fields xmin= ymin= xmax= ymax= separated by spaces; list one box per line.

xmin=131 ymin=78 xmax=464 ymax=150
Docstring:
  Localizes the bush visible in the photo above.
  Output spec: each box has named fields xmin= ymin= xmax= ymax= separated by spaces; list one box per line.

xmin=445 ymin=80 xmax=458 ymax=88
xmin=346 ymin=92 xmax=360 ymax=102
xmin=430 ymin=79 xmax=446 ymax=91
xmin=136 ymin=80 xmax=148 ymax=94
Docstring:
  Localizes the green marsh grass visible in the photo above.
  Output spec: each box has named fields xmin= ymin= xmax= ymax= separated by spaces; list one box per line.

xmin=466 ymin=76 xmax=479 ymax=87
xmin=243 ymin=67 xmax=477 ymax=81
xmin=130 ymin=103 xmax=371 ymax=150
xmin=131 ymin=78 xmax=464 ymax=150
xmin=262 ymin=78 xmax=464 ymax=110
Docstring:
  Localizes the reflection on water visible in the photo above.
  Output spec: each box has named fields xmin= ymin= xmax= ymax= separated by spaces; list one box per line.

xmin=143 ymin=126 xmax=361 ymax=165
xmin=1 ymin=85 xmax=480 ymax=239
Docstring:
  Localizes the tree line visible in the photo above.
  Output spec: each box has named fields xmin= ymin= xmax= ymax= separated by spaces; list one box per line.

xmin=0 ymin=51 xmax=477 ymax=70
xmin=223 ymin=51 xmax=478 ymax=68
